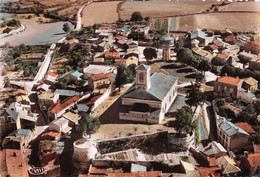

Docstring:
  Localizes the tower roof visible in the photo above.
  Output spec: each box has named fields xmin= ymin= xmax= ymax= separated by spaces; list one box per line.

xmin=136 ymin=64 xmax=150 ymax=70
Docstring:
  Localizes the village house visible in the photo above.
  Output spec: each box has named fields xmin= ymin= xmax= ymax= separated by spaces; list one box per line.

xmin=98 ymin=41 xmax=112 ymax=52
xmin=48 ymin=95 xmax=81 ymax=120
xmin=67 ymin=70 xmax=84 ymax=81
xmin=205 ymin=44 xmax=218 ymax=53
xmin=242 ymin=41 xmax=260 ymax=55
xmin=238 ymin=51 xmax=259 ymax=62
xmin=44 ymin=72 xmax=57 ymax=85
xmin=212 ymin=53 xmax=231 ymax=65
xmin=88 ymin=73 xmax=110 ymax=91
xmin=104 ymin=51 xmax=120 ymax=59
xmin=215 ymin=155 xmax=241 ymax=176
xmin=54 ymin=89 xmax=80 ymax=98
xmin=242 ymin=77 xmax=258 ymax=92
xmin=0 ymin=149 xmax=29 ymax=177
xmin=196 ymin=166 xmax=222 ymax=177
xmin=93 ymin=57 xmax=105 ymax=64
xmin=119 ymin=64 xmax=178 ymax=124
xmin=115 ymin=58 xmax=126 ymax=66
xmin=200 ymin=141 xmax=227 ymax=161
xmin=217 ymin=121 xmax=250 ymax=151
xmin=2 ymin=128 xmax=33 ymax=151
xmin=38 ymin=91 xmax=59 ymax=109
xmin=190 ymin=30 xmax=206 ymax=47
xmin=49 ymin=117 xmax=70 ymax=134
xmin=214 ymin=76 xmax=243 ymax=99
xmin=41 ymin=130 xmax=61 ymax=141
xmin=234 ymin=122 xmax=255 ymax=135
xmin=0 ymin=109 xmax=20 ymax=140
xmin=224 ymin=37 xmax=235 ymax=44
xmin=83 ymin=64 xmax=116 ymax=79
xmin=15 ymin=103 xmax=38 ymax=129
xmin=62 ymin=111 xmax=81 ymax=126
xmin=249 ymin=57 xmax=260 ymax=71
xmin=241 ymin=152 xmax=260 ymax=176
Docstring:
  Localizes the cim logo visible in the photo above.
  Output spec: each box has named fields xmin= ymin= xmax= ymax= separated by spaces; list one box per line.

xmin=28 ymin=165 xmax=45 ymax=175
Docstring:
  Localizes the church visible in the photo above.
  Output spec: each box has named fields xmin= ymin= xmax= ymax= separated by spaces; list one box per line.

xmin=119 ymin=64 xmax=178 ymax=124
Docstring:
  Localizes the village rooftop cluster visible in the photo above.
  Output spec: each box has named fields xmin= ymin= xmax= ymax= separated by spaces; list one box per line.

xmin=0 ymin=6 xmax=260 ymax=177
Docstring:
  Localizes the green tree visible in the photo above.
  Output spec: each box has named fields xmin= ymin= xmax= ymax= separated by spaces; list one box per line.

xmin=130 ymin=11 xmax=143 ymax=22
xmin=63 ymin=22 xmax=71 ymax=33
xmin=195 ymin=73 xmax=205 ymax=84
xmin=115 ymin=64 xmax=129 ymax=91
xmin=175 ymin=106 xmax=196 ymax=134
xmin=175 ymin=39 xmax=184 ymax=51
xmin=70 ymin=52 xmax=85 ymax=68
xmin=79 ymin=113 xmax=100 ymax=138
xmin=143 ymin=47 xmax=157 ymax=64
xmin=177 ymin=48 xmax=193 ymax=63
xmin=198 ymin=60 xmax=212 ymax=72
xmin=60 ymin=76 xmax=71 ymax=89
xmin=186 ymin=84 xmax=206 ymax=113
xmin=221 ymin=64 xmax=236 ymax=77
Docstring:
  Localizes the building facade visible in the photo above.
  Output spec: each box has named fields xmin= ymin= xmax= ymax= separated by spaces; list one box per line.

xmin=119 ymin=64 xmax=178 ymax=124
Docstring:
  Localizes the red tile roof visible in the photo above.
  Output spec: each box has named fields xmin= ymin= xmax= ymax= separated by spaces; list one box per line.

xmin=209 ymin=44 xmax=218 ymax=50
xmin=5 ymin=149 xmax=29 ymax=177
xmin=247 ymin=152 xmax=260 ymax=167
xmin=89 ymin=166 xmax=108 ymax=175
xmin=42 ymin=131 xmax=61 ymax=138
xmin=171 ymin=34 xmax=178 ymax=39
xmin=207 ymin=157 xmax=218 ymax=167
xmin=90 ymin=73 xmax=108 ymax=81
xmin=105 ymin=51 xmax=119 ymax=56
xmin=197 ymin=166 xmax=221 ymax=177
xmin=225 ymin=37 xmax=235 ymax=41
xmin=234 ymin=122 xmax=255 ymax=134
xmin=116 ymin=35 xmax=126 ymax=40
xmin=217 ymin=53 xmax=228 ymax=59
xmin=13 ymin=89 xmax=27 ymax=96
xmin=82 ymin=94 xmax=102 ymax=105
xmin=46 ymin=72 xmax=57 ymax=77
xmin=216 ymin=76 xmax=240 ymax=86
xmin=245 ymin=41 xmax=260 ymax=50
xmin=49 ymin=95 xmax=80 ymax=114
xmin=107 ymin=171 xmax=162 ymax=177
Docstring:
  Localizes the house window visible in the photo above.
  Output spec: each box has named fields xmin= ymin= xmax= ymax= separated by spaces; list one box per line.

xmin=139 ymin=72 xmax=144 ymax=83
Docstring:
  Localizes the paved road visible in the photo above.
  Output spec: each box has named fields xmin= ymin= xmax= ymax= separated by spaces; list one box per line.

xmin=76 ymin=1 xmax=92 ymax=30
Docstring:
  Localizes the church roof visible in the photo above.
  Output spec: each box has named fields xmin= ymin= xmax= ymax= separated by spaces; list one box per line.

xmin=123 ymin=73 xmax=178 ymax=101
xmin=147 ymin=73 xmax=178 ymax=100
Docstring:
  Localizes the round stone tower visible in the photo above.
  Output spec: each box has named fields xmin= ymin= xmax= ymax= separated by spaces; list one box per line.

xmin=72 ymin=138 xmax=97 ymax=171
xmin=159 ymin=36 xmax=174 ymax=61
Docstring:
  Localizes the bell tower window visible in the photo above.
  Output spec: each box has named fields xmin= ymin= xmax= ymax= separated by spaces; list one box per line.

xmin=139 ymin=72 xmax=144 ymax=83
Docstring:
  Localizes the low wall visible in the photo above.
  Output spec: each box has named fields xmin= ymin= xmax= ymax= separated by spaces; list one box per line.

xmin=91 ymin=84 xmax=112 ymax=111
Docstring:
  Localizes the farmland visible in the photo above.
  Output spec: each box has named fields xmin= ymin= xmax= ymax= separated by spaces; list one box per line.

xmin=119 ymin=0 xmax=220 ymax=20
xmin=81 ymin=1 xmax=121 ymax=27
xmin=175 ymin=13 xmax=260 ymax=32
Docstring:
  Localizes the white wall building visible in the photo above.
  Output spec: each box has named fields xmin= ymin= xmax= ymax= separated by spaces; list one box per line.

xmin=119 ymin=64 xmax=178 ymax=124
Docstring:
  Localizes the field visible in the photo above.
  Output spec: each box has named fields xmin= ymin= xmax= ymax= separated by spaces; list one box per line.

xmin=218 ymin=2 xmax=260 ymax=12
xmin=119 ymin=0 xmax=220 ymax=20
xmin=10 ymin=14 xmax=52 ymax=24
xmin=82 ymin=1 xmax=121 ymax=27
xmin=175 ymin=13 xmax=260 ymax=32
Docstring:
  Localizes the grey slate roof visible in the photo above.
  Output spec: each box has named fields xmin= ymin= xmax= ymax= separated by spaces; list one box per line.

xmin=8 ymin=128 xmax=31 ymax=138
xmin=219 ymin=121 xmax=249 ymax=137
xmin=147 ymin=73 xmax=178 ymax=101
xmin=54 ymin=89 xmax=79 ymax=97
xmin=191 ymin=30 xmax=206 ymax=40
xmin=5 ymin=109 xmax=18 ymax=121
xmin=123 ymin=73 xmax=178 ymax=101
xmin=76 ymin=104 xmax=89 ymax=112
xmin=123 ymin=86 xmax=161 ymax=101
